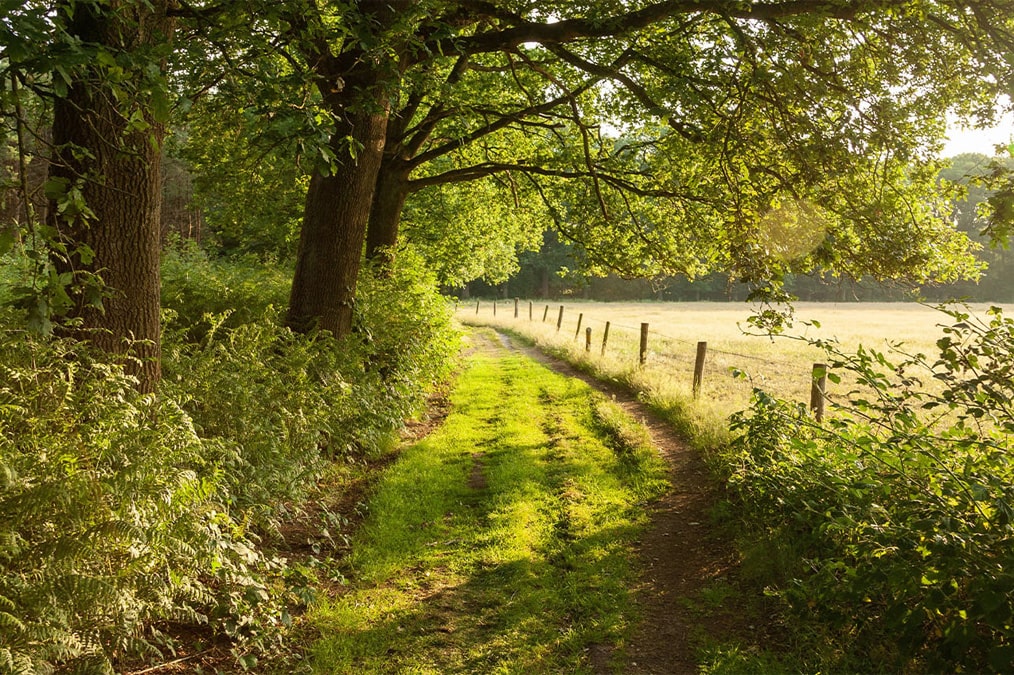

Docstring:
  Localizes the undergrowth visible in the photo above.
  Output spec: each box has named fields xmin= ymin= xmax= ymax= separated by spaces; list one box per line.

xmin=0 ymin=245 xmax=457 ymax=672
xmin=726 ymin=306 xmax=1014 ymax=672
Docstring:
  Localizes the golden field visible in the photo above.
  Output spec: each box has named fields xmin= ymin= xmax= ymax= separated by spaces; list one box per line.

xmin=458 ymin=300 xmax=1014 ymax=422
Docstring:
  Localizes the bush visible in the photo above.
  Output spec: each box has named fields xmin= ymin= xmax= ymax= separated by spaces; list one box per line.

xmin=160 ymin=242 xmax=291 ymax=336
xmin=0 ymin=248 xmax=458 ymax=671
xmin=0 ymin=326 xmax=270 ymax=673
xmin=727 ymin=306 xmax=1014 ymax=672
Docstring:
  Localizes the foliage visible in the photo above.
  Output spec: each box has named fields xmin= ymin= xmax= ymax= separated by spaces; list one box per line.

xmin=726 ymin=306 xmax=1014 ymax=671
xmin=0 ymin=322 xmax=275 ymax=673
xmin=353 ymin=247 xmax=460 ymax=434
xmin=352 ymin=1 xmax=1014 ymax=289
xmin=171 ymin=99 xmax=311 ymax=260
xmin=402 ymin=176 xmax=545 ymax=287
xmin=160 ymin=242 xmax=291 ymax=334
xmin=0 ymin=250 xmax=457 ymax=671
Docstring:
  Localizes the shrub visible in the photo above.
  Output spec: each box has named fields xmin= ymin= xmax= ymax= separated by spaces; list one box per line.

xmin=0 ymin=325 xmax=269 ymax=673
xmin=727 ymin=306 xmax=1014 ymax=672
xmin=160 ymin=242 xmax=291 ymax=336
xmin=0 ymin=247 xmax=458 ymax=671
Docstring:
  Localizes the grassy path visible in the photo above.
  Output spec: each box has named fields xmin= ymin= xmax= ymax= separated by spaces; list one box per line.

xmin=306 ymin=332 xmax=668 ymax=673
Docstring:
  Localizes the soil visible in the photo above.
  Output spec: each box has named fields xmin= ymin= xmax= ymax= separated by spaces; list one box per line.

xmin=485 ymin=330 xmax=775 ymax=674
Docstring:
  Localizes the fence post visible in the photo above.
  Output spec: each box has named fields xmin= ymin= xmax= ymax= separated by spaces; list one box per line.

xmin=639 ymin=323 xmax=649 ymax=366
xmin=693 ymin=341 xmax=708 ymax=399
xmin=493 ymin=300 xmax=497 ymax=316
xmin=475 ymin=300 xmax=480 ymax=315
xmin=514 ymin=298 xmax=519 ymax=318
xmin=601 ymin=321 xmax=610 ymax=356
xmin=529 ymin=301 xmax=533 ymax=321
xmin=574 ymin=313 xmax=583 ymax=340
xmin=557 ymin=305 xmax=565 ymax=332
xmin=543 ymin=305 xmax=549 ymax=322
xmin=810 ymin=363 xmax=828 ymax=422
xmin=585 ymin=327 xmax=592 ymax=352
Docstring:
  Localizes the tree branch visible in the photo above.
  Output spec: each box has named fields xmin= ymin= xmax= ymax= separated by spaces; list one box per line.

xmin=432 ymin=0 xmax=877 ymax=57
xmin=406 ymin=78 xmax=602 ymax=168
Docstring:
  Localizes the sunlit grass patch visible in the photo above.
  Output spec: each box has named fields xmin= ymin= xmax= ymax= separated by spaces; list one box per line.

xmin=307 ymin=345 xmax=668 ymax=673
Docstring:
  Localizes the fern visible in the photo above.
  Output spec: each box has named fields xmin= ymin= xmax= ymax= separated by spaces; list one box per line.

xmin=0 ymin=249 xmax=458 ymax=671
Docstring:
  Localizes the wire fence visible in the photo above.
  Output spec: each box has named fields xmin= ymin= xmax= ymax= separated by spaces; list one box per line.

xmin=461 ymin=298 xmax=832 ymax=420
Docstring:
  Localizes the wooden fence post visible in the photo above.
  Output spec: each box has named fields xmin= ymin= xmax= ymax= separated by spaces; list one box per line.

xmin=574 ymin=313 xmax=583 ymax=340
xmin=693 ymin=341 xmax=708 ymax=399
xmin=514 ymin=298 xmax=519 ymax=318
xmin=557 ymin=305 xmax=565 ymax=332
xmin=639 ymin=323 xmax=649 ymax=366
xmin=493 ymin=300 xmax=497 ymax=316
xmin=810 ymin=363 xmax=828 ymax=422
xmin=601 ymin=321 xmax=610 ymax=356
xmin=475 ymin=300 xmax=479 ymax=314
xmin=529 ymin=301 xmax=533 ymax=321
xmin=585 ymin=327 xmax=592 ymax=352
xmin=543 ymin=305 xmax=549 ymax=322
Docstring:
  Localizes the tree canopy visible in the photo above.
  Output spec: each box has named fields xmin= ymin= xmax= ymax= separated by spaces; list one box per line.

xmin=247 ymin=0 xmax=1014 ymax=320
xmin=4 ymin=0 xmax=1014 ymax=342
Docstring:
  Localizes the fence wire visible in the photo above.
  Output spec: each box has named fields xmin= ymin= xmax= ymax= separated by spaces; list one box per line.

xmin=462 ymin=300 xmax=825 ymax=405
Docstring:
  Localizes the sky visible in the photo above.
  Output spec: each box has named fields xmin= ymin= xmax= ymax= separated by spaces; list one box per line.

xmin=942 ymin=110 xmax=1014 ymax=158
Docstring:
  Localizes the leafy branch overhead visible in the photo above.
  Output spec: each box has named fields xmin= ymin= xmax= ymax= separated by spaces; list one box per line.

xmin=3 ymin=0 xmax=1014 ymax=336
xmin=210 ymin=0 xmax=1014 ymax=301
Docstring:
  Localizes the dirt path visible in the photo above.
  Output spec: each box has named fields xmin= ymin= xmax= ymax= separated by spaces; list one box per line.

xmin=488 ymin=330 xmax=756 ymax=674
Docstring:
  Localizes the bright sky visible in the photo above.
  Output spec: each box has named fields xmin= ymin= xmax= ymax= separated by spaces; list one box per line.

xmin=942 ymin=110 xmax=1014 ymax=158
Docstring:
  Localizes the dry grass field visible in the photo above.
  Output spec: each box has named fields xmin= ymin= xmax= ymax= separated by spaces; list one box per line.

xmin=458 ymin=300 xmax=1014 ymax=425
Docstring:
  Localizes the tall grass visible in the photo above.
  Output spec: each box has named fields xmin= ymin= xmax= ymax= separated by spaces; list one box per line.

xmin=460 ymin=300 xmax=1010 ymax=448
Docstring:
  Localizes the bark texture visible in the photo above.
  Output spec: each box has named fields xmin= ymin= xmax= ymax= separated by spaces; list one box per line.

xmin=48 ymin=0 xmax=172 ymax=393
xmin=286 ymin=0 xmax=412 ymax=337
xmin=365 ymin=161 xmax=410 ymax=265
xmin=286 ymin=107 xmax=390 ymax=336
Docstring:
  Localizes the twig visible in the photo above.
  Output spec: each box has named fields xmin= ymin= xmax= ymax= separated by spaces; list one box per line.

xmin=126 ymin=648 xmax=217 ymax=674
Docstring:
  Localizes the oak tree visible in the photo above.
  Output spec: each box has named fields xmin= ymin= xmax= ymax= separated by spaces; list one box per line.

xmin=277 ymin=0 xmax=1014 ymax=335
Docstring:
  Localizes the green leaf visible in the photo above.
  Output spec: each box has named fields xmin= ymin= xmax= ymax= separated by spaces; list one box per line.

xmin=0 ymin=229 xmax=16 ymax=257
xmin=76 ymin=244 xmax=95 ymax=265
xmin=150 ymin=87 xmax=171 ymax=124
xmin=43 ymin=176 xmax=69 ymax=200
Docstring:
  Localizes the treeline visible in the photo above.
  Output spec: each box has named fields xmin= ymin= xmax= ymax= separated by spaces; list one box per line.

xmin=473 ymin=154 xmax=1014 ymax=304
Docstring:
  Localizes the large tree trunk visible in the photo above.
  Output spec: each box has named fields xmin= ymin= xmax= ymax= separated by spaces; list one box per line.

xmin=286 ymin=107 xmax=390 ymax=336
xmin=365 ymin=161 xmax=410 ymax=264
xmin=48 ymin=0 xmax=171 ymax=393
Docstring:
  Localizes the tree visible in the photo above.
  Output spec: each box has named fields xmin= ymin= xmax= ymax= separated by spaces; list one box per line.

xmin=281 ymin=0 xmax=415 ymax=335
xmin=3 ymin=0 xmax=175 ymax=392
xmin=275 ymin=0 xmax=1014 ymax=336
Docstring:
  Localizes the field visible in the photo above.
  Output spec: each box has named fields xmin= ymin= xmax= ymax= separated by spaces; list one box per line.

xmin=458 ymin=300 xmax=1013 ymax=423
xmin=462 ymin=300 xmax=1014 ymax=671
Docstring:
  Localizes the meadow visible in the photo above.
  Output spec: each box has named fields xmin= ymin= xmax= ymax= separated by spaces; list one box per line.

xmin=464 ymin=299 xmax=1014 ymax=671
xmin=459 ymin=300 xmax=1012 ymax=424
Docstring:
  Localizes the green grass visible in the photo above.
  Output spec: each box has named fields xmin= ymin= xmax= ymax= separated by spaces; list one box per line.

xmin=460 ymin=300 xmax=1014 ymax=466
xmin=306 ymin=333 xmax=668 ymax=673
